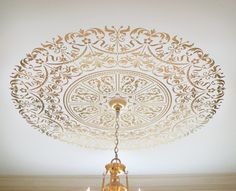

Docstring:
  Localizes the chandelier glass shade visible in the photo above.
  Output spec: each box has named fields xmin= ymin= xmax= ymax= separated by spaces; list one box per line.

xmin=101 ymin=158 xmax=128 ymax=191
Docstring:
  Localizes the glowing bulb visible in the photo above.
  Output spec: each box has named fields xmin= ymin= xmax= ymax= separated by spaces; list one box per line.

xmin=138 ymin=188 xmax=141 ymax=191
xmin=86 ymin=187 xmax=90 ymax=191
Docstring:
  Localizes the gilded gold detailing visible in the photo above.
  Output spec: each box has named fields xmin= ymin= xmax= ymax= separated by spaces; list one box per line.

xmin=10 ymin=26 xmax=225 ymax=149
xmin=64 ymin=70 xmax=171 ymax=131
xmin=102 ymin=160 xmax=128 ymax=191
xmin=108 ymin=97 xmax=127 ymax=111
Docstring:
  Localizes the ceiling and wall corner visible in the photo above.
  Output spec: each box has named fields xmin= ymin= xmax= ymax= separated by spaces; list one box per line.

xmin=0 ymin=0 xmax=236 ymax=190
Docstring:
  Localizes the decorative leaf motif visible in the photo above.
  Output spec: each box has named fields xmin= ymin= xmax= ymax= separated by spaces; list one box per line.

xmin=10 ymin=26 xmax=225 ymax=149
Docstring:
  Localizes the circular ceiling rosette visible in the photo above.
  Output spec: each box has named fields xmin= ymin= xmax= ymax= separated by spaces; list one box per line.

xmin=10 ymin=26 xmax=225 ymax=149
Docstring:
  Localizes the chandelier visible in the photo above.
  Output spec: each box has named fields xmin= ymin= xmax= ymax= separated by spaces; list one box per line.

xmin=87 ymin=97 xmax=141 ymax=191
xmin=9 ymin=26 xmax=224 ymax=190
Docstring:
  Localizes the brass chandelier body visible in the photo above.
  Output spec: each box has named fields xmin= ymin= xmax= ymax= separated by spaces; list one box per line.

xmin=102 ymin=158 xmax=128 ymax=191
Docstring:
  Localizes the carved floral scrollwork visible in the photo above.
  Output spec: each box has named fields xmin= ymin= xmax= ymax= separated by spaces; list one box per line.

xmin=10 ymin=26 xmax=225 ymax=149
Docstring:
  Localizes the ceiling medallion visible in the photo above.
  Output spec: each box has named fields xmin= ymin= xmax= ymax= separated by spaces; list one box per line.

xmin=10 ymin=26 xmax=225 ymax=149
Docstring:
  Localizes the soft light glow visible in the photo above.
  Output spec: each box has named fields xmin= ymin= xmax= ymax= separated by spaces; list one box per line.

xmin=86 ymin=187 xmax=90 ymax=191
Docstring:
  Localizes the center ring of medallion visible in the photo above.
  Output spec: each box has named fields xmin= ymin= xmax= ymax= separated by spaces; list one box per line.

xmin=64 ymin=70 xmax=172 ymax=130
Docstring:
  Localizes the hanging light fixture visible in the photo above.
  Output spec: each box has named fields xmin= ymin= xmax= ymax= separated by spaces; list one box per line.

xmin=101 ymin=97 xmax=129 ymax=191
xmin=86 ymin=97 xmax=141 ymax=191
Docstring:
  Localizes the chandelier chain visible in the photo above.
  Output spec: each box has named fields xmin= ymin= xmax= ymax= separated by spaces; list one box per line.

xmin=114 ymin=110 xmax=120 ymax=159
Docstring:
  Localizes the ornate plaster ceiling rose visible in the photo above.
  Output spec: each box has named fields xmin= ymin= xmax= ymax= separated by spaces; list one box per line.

xmin=10 ymin=26 xmax=225 ymax=149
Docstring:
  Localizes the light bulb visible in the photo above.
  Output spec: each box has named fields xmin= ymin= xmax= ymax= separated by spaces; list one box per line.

xmin=138 ymin=188 xmax=141 ymax=191
xmin=86 ymin=187 xmax=90 ymax=191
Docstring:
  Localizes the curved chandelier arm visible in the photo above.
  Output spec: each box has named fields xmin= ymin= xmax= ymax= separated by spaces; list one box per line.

xmin=125 ymin=171 xmax=129 ymax=191
xmin=101 ymin=173 xmax=106 ymax=191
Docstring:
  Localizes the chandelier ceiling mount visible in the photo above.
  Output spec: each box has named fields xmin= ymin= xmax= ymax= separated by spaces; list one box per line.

xmin=109 ymin=97 xmax=127 ymax=112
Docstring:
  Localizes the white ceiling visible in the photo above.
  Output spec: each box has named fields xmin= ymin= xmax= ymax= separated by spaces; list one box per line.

xmin=0 ymin=0 xmax=236 ymax=175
